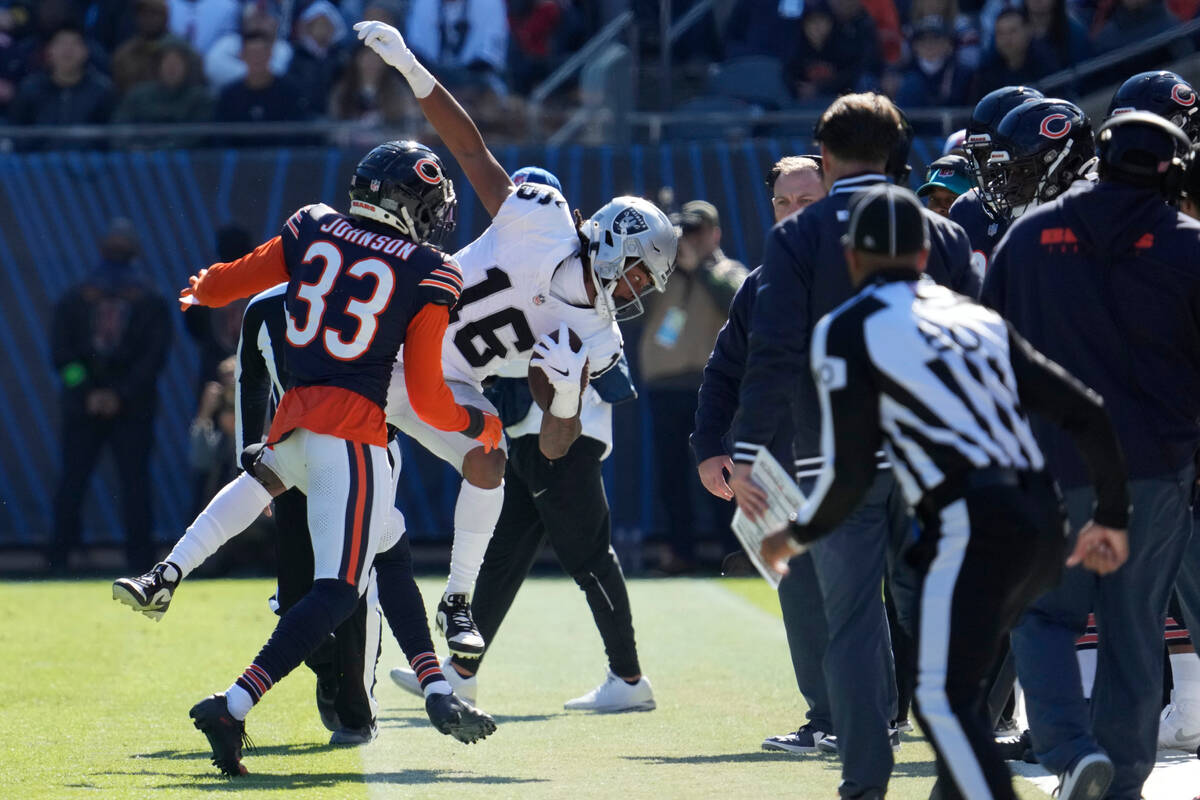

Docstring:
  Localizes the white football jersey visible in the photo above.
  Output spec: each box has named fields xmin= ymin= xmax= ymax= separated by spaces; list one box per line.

xmin=437 ymin=183 xmax=624 ymax=387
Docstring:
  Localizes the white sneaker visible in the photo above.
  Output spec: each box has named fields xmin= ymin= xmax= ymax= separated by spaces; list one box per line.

xmin=1057 ymin=752 xmax=1113 ymax=800
xmin=1158 ymin=702 xmax=1200 ymax=751
xmin=389 ymin=656 xmax=478 ymax=706
xmin=564 ymin=670 xmax=655 ymax=713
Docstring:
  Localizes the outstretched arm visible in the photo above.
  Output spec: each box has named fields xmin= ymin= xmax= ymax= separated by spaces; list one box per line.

xmin=355 ymin=20 xmax=513 ymax=218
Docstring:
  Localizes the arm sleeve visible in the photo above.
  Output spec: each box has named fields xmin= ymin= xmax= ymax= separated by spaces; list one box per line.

xmin=189 ymin=236 xmax=290 ymax=308
xmin=788 ymin=315 xmax=883 ymax=542
xmin=402 ymin=304 xmax=482 ymax=434
xmin=1007 ymin=322 xmax=1130 ymax=529
xmin=733 ymin=224 xmax=811 ymax=462
xmin=691 ymin=273 xmax=753 ymax=463
xmin=235 ymin=309 xmax=271 ymax=456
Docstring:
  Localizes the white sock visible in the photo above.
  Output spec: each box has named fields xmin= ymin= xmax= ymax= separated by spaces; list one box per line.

xmin=225 ymin=684 xmax=253 ymax=720
xmin=1172 ymin=652 xmax=1200 ymax=704
xmin=1077 ymin=649 xmax=1097 ymax=700
xmin=445 ymin=480 xmax=504 ymax=595
xmin=166 ymin=473 xmax=272 ymax=578
xmin=424 ymin=680 xmax=452 ymax=698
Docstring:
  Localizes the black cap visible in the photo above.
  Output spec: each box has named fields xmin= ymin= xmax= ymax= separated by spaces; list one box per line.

xmin=842 ymin=184 xmax=930 ymax=256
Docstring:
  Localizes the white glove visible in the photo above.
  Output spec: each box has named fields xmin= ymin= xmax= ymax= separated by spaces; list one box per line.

xmin=531 ymin=323 xmax=588 ymax=418
xmin=353 ymin=20 xmax=435 ymax=98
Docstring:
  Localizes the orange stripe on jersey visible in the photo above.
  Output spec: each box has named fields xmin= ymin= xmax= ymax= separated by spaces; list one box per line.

xmin=346 ymin=446 xmax=367 ymax=587
xmin=266 ymin=385 xmax=387 ymax=447
xmin=430 ymin=268 xmax=464 ymax=290
xmin=419 ymin=278 xmax=462 ymax=299
xmin=189 ymin=236 xmax=290 ymax=308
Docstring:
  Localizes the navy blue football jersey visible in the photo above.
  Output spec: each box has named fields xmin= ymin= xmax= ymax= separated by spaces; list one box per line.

xmin=278 ymin=204 xmax=463 ymax=409
xmin=948 ymin=188 xmax=1009 ymax=275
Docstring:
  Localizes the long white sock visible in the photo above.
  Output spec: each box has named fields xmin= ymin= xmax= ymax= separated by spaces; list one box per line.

xmin=166 ymin=473 xmax=272 ymax=578
xmin=445 ymin=480 xmax=504 ymax=596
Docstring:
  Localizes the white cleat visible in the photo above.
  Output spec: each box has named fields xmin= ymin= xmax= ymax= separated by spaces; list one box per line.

xmin=1158 ymin=702 xmax=1200 ymax=751
xmin=390 ymin=656 xmax=478 ymax=706
xmin=564 ymin=670 xmax=656 ymax=713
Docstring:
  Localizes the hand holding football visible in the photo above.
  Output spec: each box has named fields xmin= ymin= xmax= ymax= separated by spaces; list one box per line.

xmin=529 ymin=326 xmax=588 ymax=416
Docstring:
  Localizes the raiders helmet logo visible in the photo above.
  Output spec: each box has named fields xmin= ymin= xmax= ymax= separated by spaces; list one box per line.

xmin=612 ymin=207 xmax=648 ymax=235
xmin=414 ymin=158 xmax=444 ymax=185
xmin=1173 ymin=83 xmax=1196 ymax=107
xmin=1039 ymin=114 xmax=1071 ymax=140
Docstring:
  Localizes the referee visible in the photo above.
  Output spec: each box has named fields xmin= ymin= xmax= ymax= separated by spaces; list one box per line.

xmin=761 ymin=184 xmax=1130 ymax=800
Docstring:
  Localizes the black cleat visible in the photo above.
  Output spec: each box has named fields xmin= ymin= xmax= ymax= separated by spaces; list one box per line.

xmin=436 ymin=593 xmax=485 ymax=657
xmin=189 ymin=694 xmax=253 ymax=776
xmin=112 ymin=561 xmax=180 ymax=621
xmin=425 ymin=691 xmax=497 ymax=744
xmin=315 ymin=674 xmax=341 ymax=732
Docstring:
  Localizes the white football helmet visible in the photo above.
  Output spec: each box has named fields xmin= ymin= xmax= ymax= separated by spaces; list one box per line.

xmin=582 ymin=197 xmax=677 ymax=320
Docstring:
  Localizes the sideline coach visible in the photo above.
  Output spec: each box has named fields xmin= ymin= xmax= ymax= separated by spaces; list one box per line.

xmin=762 ymin=184 xmax=1130 ymax=800
xmin=729 ymin=92 xmax=978 ymax=799
xmin=983 ymin=111 xmax=1200 ymax=800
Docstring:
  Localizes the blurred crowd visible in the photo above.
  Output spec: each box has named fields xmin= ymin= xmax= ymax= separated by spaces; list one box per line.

xmin=0 ymin=0 xmax=1195 ymax=148
xmin=0 ymin=0 xmax=601 ymax=145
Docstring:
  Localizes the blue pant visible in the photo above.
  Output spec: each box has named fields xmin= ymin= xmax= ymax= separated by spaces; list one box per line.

xmin=807 ymin=472 xmax=900 ymax=797
xmin=1010 ymin=468 xmax=1194 ymax=800
xmin=778 ymin=551 xmax=832 ymax=730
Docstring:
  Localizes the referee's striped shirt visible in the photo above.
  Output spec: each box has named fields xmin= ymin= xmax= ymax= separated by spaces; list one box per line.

xmin=792 ymin=270 xmax=1127 ymax=536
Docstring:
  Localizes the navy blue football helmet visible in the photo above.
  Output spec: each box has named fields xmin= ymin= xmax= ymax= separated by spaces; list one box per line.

xmin=980 ymin=98 xmax=1094 ymax=219
xmin=964 ymin=86 xmax=1045 ymax=175
xmin=1108 ymin=71 xmax=1200 ymax=144
xmin=348 ymin=140 xmax=457 ymax=245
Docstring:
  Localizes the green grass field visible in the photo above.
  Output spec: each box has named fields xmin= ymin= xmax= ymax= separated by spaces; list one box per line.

xmin=0 ymin=576 xmax=1051 ymax=799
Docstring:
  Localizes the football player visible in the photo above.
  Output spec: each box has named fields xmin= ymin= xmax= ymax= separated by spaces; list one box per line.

xmin=354 ymin=18 xmax=678 ymax=660
xmin=949 ymin=85 xmax=1043 ymax=274
xmin=117 ymin=140 xmax=501 ymax=776
xmin=390 ymin=167 xmax=655 ymax=713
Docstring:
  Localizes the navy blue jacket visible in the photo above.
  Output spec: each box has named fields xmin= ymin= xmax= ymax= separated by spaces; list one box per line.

xmin=691 ymin=267 xmax=794 ymax=470
xmin=982 ymin=180 xmax=1200 ymax=487
xmin=948 ymin=187 xmax=1009 ymax=274
xmin=733 ymin=173 xmax=978 ymax=465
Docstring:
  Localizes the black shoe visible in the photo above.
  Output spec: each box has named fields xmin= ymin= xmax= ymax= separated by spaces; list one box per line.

xmin=189 ymin=694 xmax=253 ymax=776
xmin=330 ymin=720 xmax=377 ymax=745
xmin=112 ymin=561 xmax=180 ymax=621
xmin=436 ymin=593 xmax=485 ymax=657
xmin=425 ymin=691 xmax=496 ymax=744
xmin=315 ymin=675 xmax=341 ymax=733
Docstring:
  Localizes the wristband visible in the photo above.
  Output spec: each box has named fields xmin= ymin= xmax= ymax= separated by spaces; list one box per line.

xmin=401 ymin=59 xmax=436 ymax=99
xmin=548 ymin=385 xmax=581 ymax=419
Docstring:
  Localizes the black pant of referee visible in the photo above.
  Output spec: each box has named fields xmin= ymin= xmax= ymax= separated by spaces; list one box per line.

xmin=274 ymin=488 xmax=378 ymax=733
xmin=450 ymin=432 xmax=642 ymax=680
xmin=908 ymin=470 xmax=1066 ymax=798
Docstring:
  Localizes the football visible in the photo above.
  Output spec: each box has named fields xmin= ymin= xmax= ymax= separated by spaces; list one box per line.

xmin=529 ymin=327 xmax=588 ymax=412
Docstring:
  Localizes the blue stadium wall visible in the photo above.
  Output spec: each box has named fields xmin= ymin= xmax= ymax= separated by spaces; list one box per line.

xmin=0 ymin=137 xmax=947 ymax=547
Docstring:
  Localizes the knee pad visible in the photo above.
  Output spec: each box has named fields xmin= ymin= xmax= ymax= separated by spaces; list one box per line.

xmin=240 ymin=443 xmax=286 ymax=497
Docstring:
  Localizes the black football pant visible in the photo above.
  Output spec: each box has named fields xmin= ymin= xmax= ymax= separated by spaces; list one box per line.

xmin=274 ymin=488 xmax=377 ymax=730
xmin=453 ymin=434 xmax=641 ymax=678
xmin=50 ymin=412 xmax=154 ymax=570
xmin=908 ymin=471 xmax=1065 ymax=800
